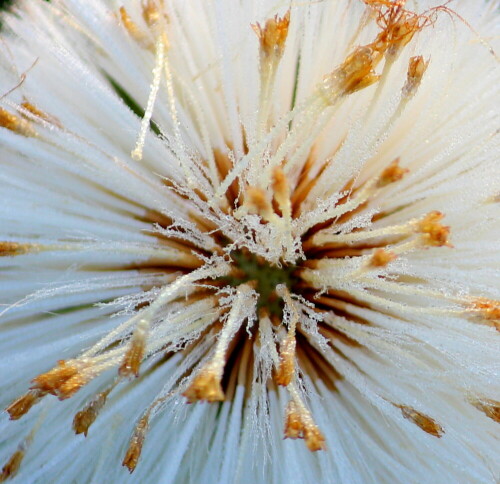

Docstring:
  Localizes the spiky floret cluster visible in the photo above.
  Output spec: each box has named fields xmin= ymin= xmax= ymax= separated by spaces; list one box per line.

xmin=0 ymin=0 xmax=499 ymax=483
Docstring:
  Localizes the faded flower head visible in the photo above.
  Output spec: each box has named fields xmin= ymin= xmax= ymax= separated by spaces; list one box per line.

xmin=0 ymin=0 xmax=499 ymax=483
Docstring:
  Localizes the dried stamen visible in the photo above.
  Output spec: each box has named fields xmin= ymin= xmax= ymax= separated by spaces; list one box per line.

xmin=0 ymin=242 xmax=34 ymax=257
xmin=244 ymin=186 xmax=274 ymax=221
xmin=466 ymin=298 xmax=500 ymax=331
xmin=30 ymin=359 xmax=94 ymax=400
xmin=73 ymin=388 xmax=112 ymax=436
xmin=369 ymin=248 xmax=397 ymax=267
xmin=19 ymin=100 xmax=62 ymax=127
xmin=31 ymin=360 xmax=79 ymax=395
xmin=397 ymin=405 xmax=444 ymax=437
xmin=284 ymin=399 xmax=326 ymax=451
xmin=183 ymin=284 xmax=256 ymax=402
xmin=122 ymin=415 xmax=149 ymax=473
xmin=470 ymin=398 xmax=500 ymax=423
xmin=0 ymin=108 xmax=35 ymax=137
xmin=275 ymin=286 xmax=299 ymax=386
xmin=272 ymin=167 xmax=292 ymax=219
xmin=252 ymin=10 xmax=290 ymax=59
xmin=119 ymin=319 xmax=149 ymax=378
xmin=182 ymin=363 xmax=225 ymax=403
xmin=377 ymin=158 xmax=408 ymax=186
xmin=0 ymin=449 xmax=24 ymax=482
xmin=416 ymin=211 xmax=452 ymax=247
xmin=403 ymin=55 xmax=428 ymax=98
xmin=5 ymin=390 xmax=44 ymax=421
xmin=321 ymin=45 xmax=382 ymax=101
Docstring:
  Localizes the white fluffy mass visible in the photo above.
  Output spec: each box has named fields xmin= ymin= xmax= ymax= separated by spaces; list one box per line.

xmin=0 ymin=1 xmax=499 ymax=483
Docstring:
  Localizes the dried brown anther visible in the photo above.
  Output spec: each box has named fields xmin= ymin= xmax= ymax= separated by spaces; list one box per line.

xmin=275 ymin=335 xmax=296 ymax=386
xmin=369 ymin=248 xmax=397 ymax=267
xmin=466 ymin=298 xmax=500 ymax=331
xmin=142 ymin=0 xmax=163 ymax=28
xmin=470 ymin=398 xmax=500 ymax=423
xmin=183 ymin=367 xmax=225 ymax=403
xmin=0 ymin=242 xmax=33 ymax=257
xmin=384 ymin=15 xmax=419 ymax=56
xmin=403 ymin=55 xmax=428 ymax=97
xmin=322 ymin=45 xmax=382 ymax=100
xmin=5 ymin=390 xmax=44 ymax=421
xmin=397 ymin=404 xmax=444 ymax=437
xmin=31 ymin=360 xmax=90 ymax=400
xmin=284 ymin=400 xmax=326 ymax=451
xmin=377 ymin=158 xmax=408 ymax=186
xmin=73 ymin=389 xmax=111 ymax=437
xmin=364 ymin=1 xmax=423 ymax=57
xmin=0 ymin=450 xmax=24 ymax=482
xmin=58 ymin=373 xmax=91 ymax=400
xmin=417 ymin=211 xmax=452 ymax=247
xmin=244 ymin=186 xmax=274 ymax=221
xmin=19 ymin=101 xmax=62 ymax=127
xmin=252 ymin=10 xmax=290 ymax=59
xmin=119 ymin=320 xmax=149 ymax=378
xmin=119 ymin=6 xmax=153 ymax=50
xmin=31 ymin=360 xmax=78 ymax=394
xmin=122 ymin=415 xmax=149 ymax=473
xmin=0 ymin=108 xmax=35 ymax=137
xmin=272 ymin=167 xmax=291 ymax=214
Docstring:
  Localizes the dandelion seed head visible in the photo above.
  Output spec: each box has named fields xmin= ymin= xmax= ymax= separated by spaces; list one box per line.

xmin=0 ymin=0 xmax=499 ymax=482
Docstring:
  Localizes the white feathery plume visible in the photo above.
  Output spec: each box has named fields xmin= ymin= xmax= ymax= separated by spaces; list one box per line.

xmin=0 ymin=1 xmax=499 ymax=483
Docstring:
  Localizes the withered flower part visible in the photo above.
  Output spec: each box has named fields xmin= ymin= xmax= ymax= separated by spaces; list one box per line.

xmin=0 ymin=1 xmax=498 ymax=483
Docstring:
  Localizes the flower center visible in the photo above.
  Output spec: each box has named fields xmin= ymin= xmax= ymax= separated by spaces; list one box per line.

xmin=224 ymin=249 xmax=297 ymax=317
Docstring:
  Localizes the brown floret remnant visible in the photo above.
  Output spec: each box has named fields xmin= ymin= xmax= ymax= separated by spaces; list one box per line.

xmin=417 ymin=212 xmax=452 ymax=248
xmin=396 ymin=404 xmax=444 ymax=437
xmin=252 ymin=10 xmax=290 ymax=59
xmin=183 ymin=366 xmax=225 ymax=403
xmin=284 ymin=400 xmax=326 ymax=451
xmin=122 ymin=415 xmax=150 ymax=473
